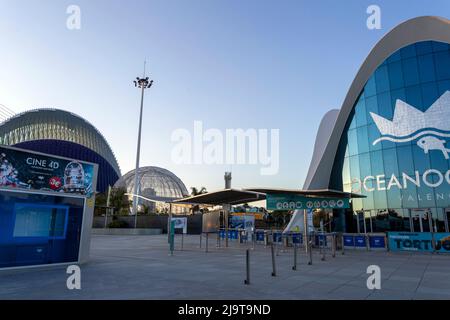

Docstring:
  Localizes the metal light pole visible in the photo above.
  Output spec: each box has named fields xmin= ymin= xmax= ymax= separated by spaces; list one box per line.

xmin=132 ymin=73 xmax=154 ymax=228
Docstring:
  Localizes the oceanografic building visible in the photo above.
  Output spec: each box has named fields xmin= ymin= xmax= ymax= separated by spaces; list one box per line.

xmin=0 ymin=108 xmax=121 ymax=193
xmin=305 ymin=16 xmax=450 ymax=233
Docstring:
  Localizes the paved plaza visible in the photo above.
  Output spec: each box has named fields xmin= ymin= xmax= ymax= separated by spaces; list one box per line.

xmin=1 ymin=234 xmax=449 ymax=300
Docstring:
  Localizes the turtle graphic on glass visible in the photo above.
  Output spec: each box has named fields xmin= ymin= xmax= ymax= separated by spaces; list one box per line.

xmin=63 ymin=161 xmax=86 ymax=194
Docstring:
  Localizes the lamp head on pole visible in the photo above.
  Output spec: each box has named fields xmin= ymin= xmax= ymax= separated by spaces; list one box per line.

xmin=133 ymin=76 xmax=154 ymax=89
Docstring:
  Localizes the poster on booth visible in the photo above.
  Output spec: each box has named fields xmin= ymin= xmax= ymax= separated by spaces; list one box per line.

xmin=0 ymin=145 xmax=95 ymax=197
xmin=230 ymin=215 xmax=255 ymax=233
xmin=171 ymin=217 xmax=187 ymax=234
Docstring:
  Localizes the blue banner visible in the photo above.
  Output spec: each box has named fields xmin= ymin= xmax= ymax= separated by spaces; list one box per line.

xmin=433 ymin=233 xmax=450 ymax=253
xmin=388 ymin=232 xmax=434 ymax=252
xmin=256 ymin=231 xmax=265 ymax=242
xmin=354 ymin=235 xmax=367 ymax=247
xmin=343 ymin=235 xmax=355 ymax=247
xmin=292 ymin=233 xmax=303 ymax=244
xmin=369 ymin=235 xmax=386 ymax=249
xmin=273 ymin=232 xmax=282 ymax=243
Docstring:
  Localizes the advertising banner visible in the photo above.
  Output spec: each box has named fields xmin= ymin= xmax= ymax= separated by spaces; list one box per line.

xmin=266 ymin=194 xmax=349 ymax=210
xmin=369 ymin=235 xmax=386 ymax=249
xmin=388 ymin=232 xmax=434 ymax=252
xmin=433 ymin=233 xmax=450 ymax=253
xmin=0 ymin=145 xmax=95 ymax=197
xmin=171 ymin=217 xmax=187 ymax=234
xmin=230 ymin=215 xmax=255 ymax=231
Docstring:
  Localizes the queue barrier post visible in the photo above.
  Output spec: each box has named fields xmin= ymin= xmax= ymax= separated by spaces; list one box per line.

xmin=271 ymin=243 xmax=277 ymax=276
xmin=244 ymin=249 xmax=250 ymax=285
xmin=292 ymin=241 xmax=298 ymax=271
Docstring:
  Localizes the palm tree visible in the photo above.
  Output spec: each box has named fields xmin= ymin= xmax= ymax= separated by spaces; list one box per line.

xmin=190 ymin=186 xmax=207 ymax=214
xmin=191 ymin=186 xmax=207 ymax=196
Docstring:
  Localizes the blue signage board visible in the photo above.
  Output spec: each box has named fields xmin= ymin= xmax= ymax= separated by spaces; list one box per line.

xmin=369 ymin=235 xmax=386 ymax=249
xmin=433 ymin=233 xmax=450 ymax=253
xmin=266 ymin=194 xmax=349 ymax=210
xmin=292 ymin=233 xmax=303 ymax=244
xmin=388 ymin=232 xmax=434 ymax=252
xmin=343 ymin=235 xmax=355 ymax=247
xmin=315 ymin=234 xmax=327 ymax=246
xmin=231 ymin=230 xmax=239 ymax=240
xmin=273 ymin=232 xmax=282 ymax=243
xmin=354 ymin=235 xmax=367 ymax=247
xmin=256 ymin=231 xmax=265 ymax=242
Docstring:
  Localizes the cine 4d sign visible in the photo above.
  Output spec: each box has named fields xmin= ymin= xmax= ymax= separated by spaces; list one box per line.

xmin=266 ymin=194 xmax=350 ymax=210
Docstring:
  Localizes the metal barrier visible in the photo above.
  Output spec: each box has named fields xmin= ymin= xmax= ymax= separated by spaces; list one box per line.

xmin=341 ymin=233 xmax=387 ymax=254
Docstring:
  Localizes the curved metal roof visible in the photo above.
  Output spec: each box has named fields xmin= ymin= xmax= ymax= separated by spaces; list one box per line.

xmin=0 ymin=108 xmax=121 ymax=177
xmin=306 ymin=16 xmax=450 ymax=189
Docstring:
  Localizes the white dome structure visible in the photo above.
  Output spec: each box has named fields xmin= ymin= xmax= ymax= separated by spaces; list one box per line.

xmin=115 ymin=166 xmax=189 ymax=213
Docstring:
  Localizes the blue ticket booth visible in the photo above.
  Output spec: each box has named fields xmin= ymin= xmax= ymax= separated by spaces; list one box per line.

xmin=0 ymin=145 xmax=98 ymax=270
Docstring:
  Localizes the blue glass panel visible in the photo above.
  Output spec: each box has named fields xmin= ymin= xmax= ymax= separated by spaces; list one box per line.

xmin=402 ymin=57 xmax=420 ymax=87
xmin=382 ymin=148 xmax=399 ymax=176
xmin=375 ymin=65 xmax=390 ymax=93
xmin=432 ymin=41 xmax=449 ymax=53
xmin=437 ymin=80 xmax=450 ymax=95
xmin=387 ymin=50 xmax=401 ymax=63
xmin=365 ymin=76 xmax=377 ymax=97
xmin=416 ymin=41 xmax=433 ymax=55
xmin=405 ymin=85 xmax=422 ymax=108
xmin=348 ymin=129 xmax=358 ymax=156
xmin=400 ymin=44 xmax=417 ymax=59
xmin=356 ymin=126 xmax=369 ymax=154
xmin=417 ymin=54 xmax=436 ymax=83
xmin=421 ymin=82 xmax=439 ymax=109
xmin=396 ymin=145 xmax=415 ymax=176
xmin=388 ymin=61 xmax=404 ymax=89
xmin=434 ymin=50 xmax=450 ymax=81
xmin=365 ymin=95 xmax=378 ymax=125
xmin=370 ymin=150 xmax=384 ymax=176
xmin=355 ymin=99 xmax=367 ymax=127
xmin=368 ymin=123 xmax=382 ymax=152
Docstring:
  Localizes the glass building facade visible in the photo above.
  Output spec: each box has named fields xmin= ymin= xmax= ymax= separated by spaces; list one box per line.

xmin=331 ymin=41 xmax=450 ymax=233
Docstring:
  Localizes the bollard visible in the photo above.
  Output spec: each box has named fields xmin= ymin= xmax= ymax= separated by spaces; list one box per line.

xmin=271 ymin=244 xmax=277 ymax=277
xmin=244 ymin=249 xmax=250 ymax=285
xmin=308 ymin=237 xmax=313 ymax=265
xmin=292 ymin=242 xmax=297 ymax=270
xmin=332 ymin=233 xmax=336 ymax=258
xmin=341 ymin=235 xmax=345 ymax=255
xmin=217 ymin=232 xmax=220 ymax=248
xmin=181 ymin=233 xmax=184 ymax=251
xmin=321 ymin=234 xmax=326 ymax=261
xmin=252 ymin=232 xmax=255 ymax=250
xmin=205 ymin=233 xmax=209 ymax=253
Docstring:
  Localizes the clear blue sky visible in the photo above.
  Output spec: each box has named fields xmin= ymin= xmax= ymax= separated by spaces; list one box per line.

xmin=0 ymin=0 xmax=449 ymax=192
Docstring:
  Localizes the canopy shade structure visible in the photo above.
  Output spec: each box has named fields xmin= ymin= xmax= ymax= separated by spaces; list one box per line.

xmin=172 ymin=188 xmax=266 ymax=206
xmin=244 ymin=188 xmax=366 ymax=199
